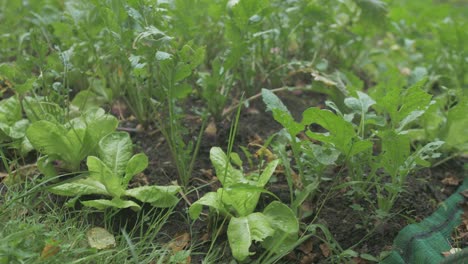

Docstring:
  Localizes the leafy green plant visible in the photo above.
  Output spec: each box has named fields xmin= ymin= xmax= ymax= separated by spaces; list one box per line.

xmin=0 ymin=95 xmax=32 ymax=155
xmin=49 ymin=132 xmax=180 ymax=211
xmin=26 ymin=108 xmax=118 ymax=176
xmin=262 ymin=78 xmax=444 ymax=215
xmin=189 ymin=147 xmax=298 ymax=261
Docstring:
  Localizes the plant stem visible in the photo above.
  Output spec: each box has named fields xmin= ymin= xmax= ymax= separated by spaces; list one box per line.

xmin=221 ymin=85 xmax=310 ymax=117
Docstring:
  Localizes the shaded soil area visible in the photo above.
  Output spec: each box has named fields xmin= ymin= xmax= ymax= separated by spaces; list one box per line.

xmin=125 ymin=89 xmax=467 ymax=263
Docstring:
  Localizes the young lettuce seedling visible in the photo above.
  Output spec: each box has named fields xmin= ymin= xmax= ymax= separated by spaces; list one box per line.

xmin=49 ymin=132 xmax=180 ymax=211
xmin=189 ymin=147 xmax=298 ymax=261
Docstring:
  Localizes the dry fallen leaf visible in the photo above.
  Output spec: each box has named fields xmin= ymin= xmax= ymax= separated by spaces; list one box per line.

xmin=298 ymin=239 xmax=314 ymax=254
xmin=167 ymin=232 xmax=191 ymax=253
xmin=441 ymin=176 xmax=461 ymax=186
xmin=319 ymin=243 xmax=331 ymax=257
xmin=300 ymin=253 xmax=318 ymax=264
xmin=204 ymin=120 xmax=217 ymax=140
xmin=40 ymin=241 xmax=60 ymax=259
xmin=87 ymin=227 xmax=116 ymax=250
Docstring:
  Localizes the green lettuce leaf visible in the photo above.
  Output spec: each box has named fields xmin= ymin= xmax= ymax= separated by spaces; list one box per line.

xmin=81 ymin=198 xmax=141 ymax=211
xmin=227 ymin=213 xmax=274 ymax=261
xmin=125 ymin=185 xmax=180 ymax=207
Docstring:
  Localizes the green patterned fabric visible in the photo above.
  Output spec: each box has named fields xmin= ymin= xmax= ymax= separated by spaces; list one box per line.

xmin=381 ymin=178 xmax=467 ymax=264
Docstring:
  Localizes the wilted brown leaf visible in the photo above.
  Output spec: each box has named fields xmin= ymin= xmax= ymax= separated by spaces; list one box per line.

xmin=167 ymin=232 xmax=191 ymax=253
xmin=204 ymin=120 xmax=217 ymax=140
xmin=319 ymin=243 xmax=330 ymax=257
xmin=300 ymin=253 xmax=318 ymax=264
xmin=40 ymin=241 xmax=60 ymax=259
xmin=299 ymin=239 xmax=314 ymax=254
xmin=441 ymin=176 xmax=461 ymax=186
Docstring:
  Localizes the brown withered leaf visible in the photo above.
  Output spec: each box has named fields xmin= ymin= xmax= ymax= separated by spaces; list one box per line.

xmin=319 ymin=243 xmax=331 ymax=257
xmin=441 ymin=176 xmax=461 ymax=186
xmin=167 ymin=232 xmax=191 ymax=253
xmin=298 ymin=239 xmax=314 ymax=254
xmin=300 ymin=253 xmax=318 ymax=264
xmin=40 ymin=241 xmax=60 ymax=259
xmin=204 ymin=120 xmax=217 ymax=140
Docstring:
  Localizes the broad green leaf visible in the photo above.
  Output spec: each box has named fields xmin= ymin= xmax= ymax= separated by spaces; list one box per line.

xmin=263 ymin=201 xmax=298 ymax=234
xmin=301 ymin=142 xmax=340 ymax=165
xmin=302 ymin=108 xmax=371 ymax=155
xmin=378 ymin=78 xmax=432 ymax=129
xmin=262 ymin=88 xmax=303 ymax=136
xmin=225 ymin=183 xmax=279 ymax=200
xmin=66 ymin=128 xmax=88 ymax=165
xmin=23 ymin=96 xmax=63 ymax=122
xmin=262 ymin=201 xmax=299 ymax=254
xmin=246 ymin=213 xmax=275 ymax=241
xmin=227 ymin=216 xmax=251 ymax=261
xmin=172 ymin=83 xmax=192 ymax=99
xmin=123 ymin=153 xmax=148 ymax=186
xmin=227 ymin=213 xmax=274 ymax=261
xmin=210 ymin=147 xmax=244 ymax=186
xmin=37 ymin=155 xmax=57 ymax=178
xmin=87 ymin=156 xmax=124 ymax=198
xmin=82 ymin=198 xmax=141 ymax=211
xmin=49 ymin=178 xmax=108 ymax=196
xmin=444 ymin=99 xmax=468 ymax=151
xmin=261 ymin=88 xmax=291 ymax=115
xmin=398 ymin=79 xmax=432 ymax=122
xmin=0 ymin=95 xmax=22 ymax=124
xmin=71 ymin=90 xmax=107 ymax=111
xmin=229 ymin=152 xmax=243 ymax=168
xmin=189 ymin=191 xmax=226 ymax=219
xmin=262 ymin=231 xmax=298 ymax=256
xmin=26 ymin=120 xmax=77 ymax=166
xmin=272 ymin=108 xmax=303 ymax=136
xmin=348 ymin=140 xmax=374 ymax=156
xmin=406 ymin=141 xmax=444 ymax=169
xmin=98 ymin=132 xmax=132 ymax=177
xmin=9 ymin=119 xmax=30 ymax=139
xmin=82 ymin=109 xmax=118 ymax=151
xmin=222 ymin=187 xmax=261 ymax=217
xmin=155 ymin=51 xmax=172 ymax=61
xmin=344 ymin=91 xmax=376 ymax=115
xmin=14 ymin=78 xmax=35 ymax=94
xmin=174 ymin=45 xmax=205 ymax=83
xmin=378 ymin=130 xmax=410 ymax=178
xmin=125 ymin=185 xmax=180 ymax=208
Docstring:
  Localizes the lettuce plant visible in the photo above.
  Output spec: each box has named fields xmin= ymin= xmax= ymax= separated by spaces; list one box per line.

xmin=49 ymin=132 xmax=180 ymax=211
xmin=26 ymin=108 xmax=118 ymax=176
xmin=189 ymin=147 xmax=298 ymax=261
xmin=0 ymin=96 xmax=32 ymax=154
